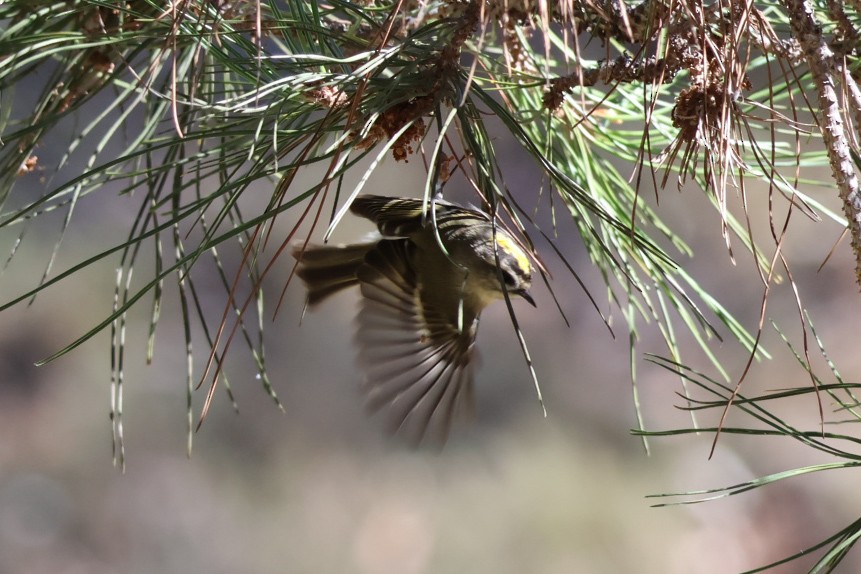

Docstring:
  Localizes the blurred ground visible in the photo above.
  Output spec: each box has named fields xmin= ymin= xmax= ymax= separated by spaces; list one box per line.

xmin=2 ymin=124 xmax=861 ymax=574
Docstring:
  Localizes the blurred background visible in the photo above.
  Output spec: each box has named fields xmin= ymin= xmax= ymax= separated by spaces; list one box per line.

xmin=2 ymin=100 xmax=861 ymax=574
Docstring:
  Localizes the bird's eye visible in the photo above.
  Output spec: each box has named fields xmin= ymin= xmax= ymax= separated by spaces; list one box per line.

xmin=501 ymin=269 xmax=517 ymax=287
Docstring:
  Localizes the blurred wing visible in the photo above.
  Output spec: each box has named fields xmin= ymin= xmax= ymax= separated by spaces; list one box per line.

xmin=355 ymin=239 xmax=476 ymax=446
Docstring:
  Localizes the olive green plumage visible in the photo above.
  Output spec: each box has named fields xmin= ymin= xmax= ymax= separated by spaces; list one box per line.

xmin=293 ymin=195 xmax=534 ymax=445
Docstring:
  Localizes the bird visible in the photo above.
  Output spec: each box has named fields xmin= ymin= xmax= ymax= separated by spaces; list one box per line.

xmin=291 ymin=194 xmax=535 ymax=445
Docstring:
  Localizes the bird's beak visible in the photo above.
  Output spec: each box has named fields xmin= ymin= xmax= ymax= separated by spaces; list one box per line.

xmin=518 ymin=290 xmax=536 ymax=307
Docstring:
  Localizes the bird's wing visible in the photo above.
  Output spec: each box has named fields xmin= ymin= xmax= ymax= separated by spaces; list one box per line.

xmin=349 ymin=195 xmax=490 ymax=238
xmin=350 ymin=195 xmax=427 ymax=236
xmin=355 ymin=239 xmax=476 ymax=446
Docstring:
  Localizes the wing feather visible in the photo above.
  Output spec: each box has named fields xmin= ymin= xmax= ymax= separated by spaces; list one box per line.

xmin=355 ymin=239 xmax=476 ymax=446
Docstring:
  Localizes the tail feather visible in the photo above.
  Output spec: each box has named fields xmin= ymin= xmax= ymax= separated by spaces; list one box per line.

xmin=292 ymin=242 xmax=375 ymax=306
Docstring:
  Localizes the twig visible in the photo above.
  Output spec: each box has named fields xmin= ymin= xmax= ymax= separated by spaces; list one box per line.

xmin=783 ymin=0 xmax=861 ymax=285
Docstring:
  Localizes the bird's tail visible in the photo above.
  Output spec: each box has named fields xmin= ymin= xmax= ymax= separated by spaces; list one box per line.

xmin=291 ymin=242 xmax=375 ymax=307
